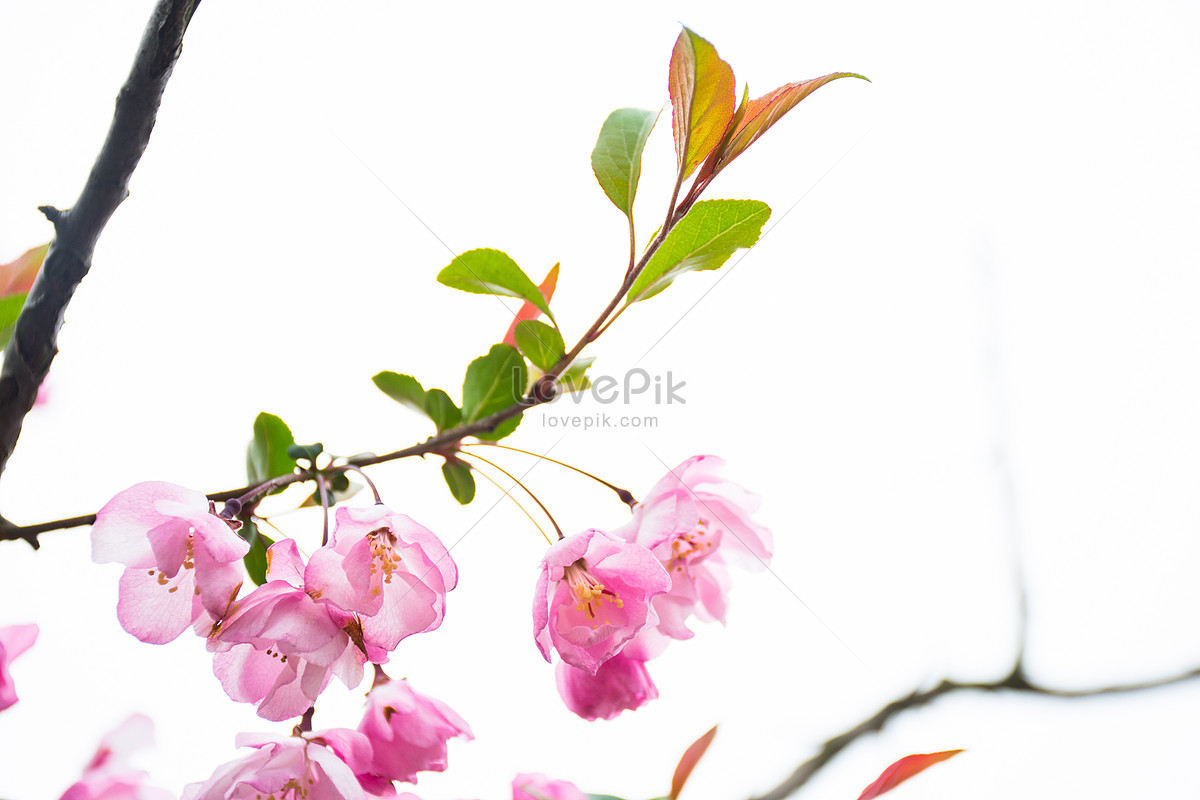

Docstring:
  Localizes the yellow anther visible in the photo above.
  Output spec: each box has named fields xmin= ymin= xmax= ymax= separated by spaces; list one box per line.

xmin=563 ymin=559 xmax=623 ymax=625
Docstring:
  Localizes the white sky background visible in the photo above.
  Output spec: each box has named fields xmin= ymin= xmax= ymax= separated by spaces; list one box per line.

xmin=1 ymin=1 xmax=1199 ymax=798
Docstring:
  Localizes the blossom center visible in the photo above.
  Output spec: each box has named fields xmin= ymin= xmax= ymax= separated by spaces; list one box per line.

xmin=667 ymin=517 xmax=719 ymax=571
xmin=563 ymin=559 xmax=623 ymax=624
xmin=367 ymin=526 xmax=404 ymax=595
xmin=145 ymin=534 xmax=197 ymax=595
xmin=265 ymin=775 xmax=313 ymax=799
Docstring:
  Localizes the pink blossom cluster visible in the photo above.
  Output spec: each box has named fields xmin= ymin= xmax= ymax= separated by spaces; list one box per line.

xmin=535 ymin=456 xmax=771 ymax=720
xmin=91 ymin=484 xmax=457 ymax=721
xmin=184 ymin=678 xmax=470 ymax=799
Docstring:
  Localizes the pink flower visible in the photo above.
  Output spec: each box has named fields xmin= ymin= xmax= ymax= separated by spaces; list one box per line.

xmin=309 ymin=728 xmax=400 ymax=799
xmin=305 ymin=506 xmax=457 ymax=655
xmin=182 ymin=731 xmax=368 ymax=800
xmin=92 ymin=482 xmax=249 ymax=644
xmin=533 ymin=530 xmax=670 ymax=675
xmin=58 ymin=714 xmax=174 ymax=800
xmin=357 ymin=677 xmax=473 ymax=784
xmin=0 ymin=622 xmax=37 ymax=712
xmin=613 ymin=456 xmax=771 ymax=646
xmin=210 ymin=539 xmax=364 ymax=721
xmin=512 ymin=774 xmax=587 ymax=800
xmin=555 ymin=650 xmax=658 ymax=721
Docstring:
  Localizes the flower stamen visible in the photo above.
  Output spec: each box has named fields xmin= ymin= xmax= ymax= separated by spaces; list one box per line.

xmin=563 ymin=559 xmax=623 ymax=624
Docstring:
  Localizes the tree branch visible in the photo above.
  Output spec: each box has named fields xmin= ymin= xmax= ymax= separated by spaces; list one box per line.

xmin=0 ymin=0 xmax=201 ymax=492
xmin=749 ymin=665 xmax=1200 ymax=800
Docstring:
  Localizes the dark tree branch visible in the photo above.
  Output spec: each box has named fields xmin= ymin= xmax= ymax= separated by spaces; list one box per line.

xmin=749 ymin=664 xmax=1200 ymax=800
xmin=0 ymin=0 xmax=201 ymax=498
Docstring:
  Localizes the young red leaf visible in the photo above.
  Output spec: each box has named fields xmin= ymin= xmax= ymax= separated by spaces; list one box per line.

xmin=856 ymin=750 xmax=964 ymax=800
xmin=669 ymin=725 xmax=717 ymax=800
xmin=502 ymin=262 xmax=560 ymax=347
xmin=0 ymin=243 xmax=49 ymax=298
xmin=669 ymin=28 xmax=736 ymax=180
xmin=714 ymin=72 xmax=869 ymax=175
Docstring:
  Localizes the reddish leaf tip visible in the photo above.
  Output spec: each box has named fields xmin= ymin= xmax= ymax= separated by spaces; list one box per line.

xmin=669 ymin=725 xmax=718 ymax=800
xmin=856 ymin=749 xmax=964 ymax=800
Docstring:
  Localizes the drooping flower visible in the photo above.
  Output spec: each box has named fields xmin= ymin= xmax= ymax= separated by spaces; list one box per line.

xmin=533 ymin=529 xmax=670 ymax=675
xmin=555 ymin=650 xmax=658 ymax=721
xmin=181 ymin=731 xmax=368 ymax=800
xmin=210 ymin=539 xmax=364 ymax=721
xmin=356 ymin=677 xmax=473 ymax=784
xmin=92 ymin=482 xmax=249 ymax=644
xmin=0 ymin=623 xmax=38 ymax=712
xmin=305 ymin=505 xmax=457 ymax=655
xmin=612 ymin=456 xmax=771 ymax=646
xmin=311 ymin=727 xmax=399 ymax=799
xmin=58 ymin=714 xmax=174 ymax=800
xmin=512 ymin=773 xmax=587 ymax=800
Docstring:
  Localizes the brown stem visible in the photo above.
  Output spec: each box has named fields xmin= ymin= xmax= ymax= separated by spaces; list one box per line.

xmin=295 ymin=706 xmax=315 ymax=735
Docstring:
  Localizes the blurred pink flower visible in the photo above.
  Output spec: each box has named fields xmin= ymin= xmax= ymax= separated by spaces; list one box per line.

xmin=305 ymin=505 xmax=457 ymax=655
xmin=182 ymin=731 xmax=367 ymax=800
xmin=357 ymin=677 xmax=473 ymax=784
xmin=0 ymin=622 xmax=37 ymax=711
xmin=210 ymin=539 xmax=364 ymax=721
xmin=534 ymin=529 xmax=669 ymax=675
xmin=33 ymin=375 xmax=50 ymax=406
xmin=58 ymin=714 xmax=173 ymax=800
xmin=512 ymin=773 xmax=587 ymax=800
xmin=613 ymin=456 xmax=771 ymax=648
xmin=92 ymin=482 xmax=248 ymax=644
xmin=555 ymin=650 xmax=658 ymax=721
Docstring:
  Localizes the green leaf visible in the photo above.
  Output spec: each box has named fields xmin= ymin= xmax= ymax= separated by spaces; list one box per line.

xmin=442 ymin=462 xmax=476 ymax=505
xmin=627 ymin=199 xmax=771 ymax=304
xmin=238 ymin=519 xmax=275 ymax=587
xmin=246 ymin=413 xmax=297 ymax=492
xmin=461 ymin=344 xmax=527 ymax=442
xmin=0 ymin=292 xmax=27 ymax=349
xmin=462 ymin=344 xmax=527 ymax=422
xmin=514 ymin=320 xmax=566 ymax=372
xmin=477 ymin=414 xmax=522 ymax=441
xmin=373 ymin=371 xmax=427 ymax=414
xmin=557 ymin=356 xmax=595 ymax=394
xmin=286 ymin=442 xmax=323 ymax=461
xmin=424 ymin=389 xmax=462 ymax=432
xmin=591 ymin=108 xmax=658 ymax=216
xmin=437 ymin=248 xmax=555 ymax=322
